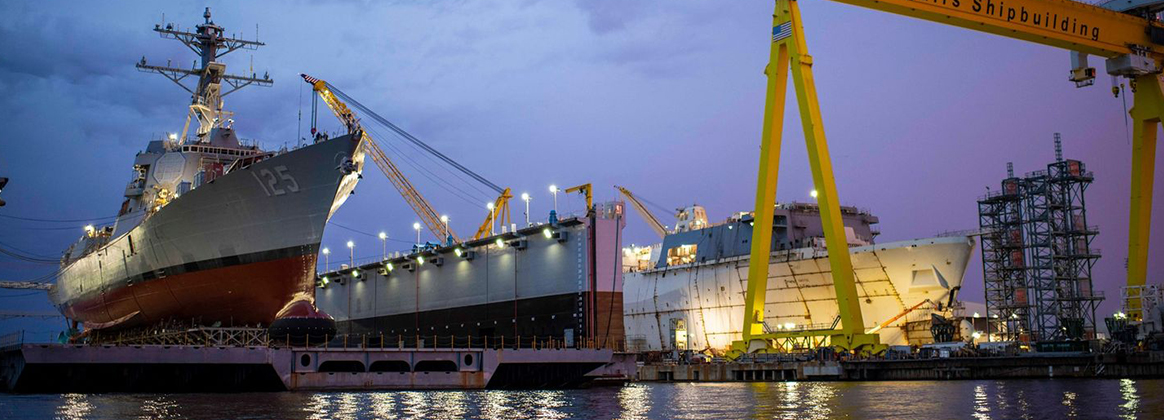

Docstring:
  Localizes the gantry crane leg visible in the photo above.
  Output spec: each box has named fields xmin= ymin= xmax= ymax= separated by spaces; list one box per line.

xmin=730 ymin=0 xmax=884 ymax=358
xmin=1127 ymin=74 xmax=1161 ymax=321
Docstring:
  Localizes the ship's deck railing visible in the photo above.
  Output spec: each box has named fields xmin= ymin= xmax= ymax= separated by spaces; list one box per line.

xmin=287 ymin=333 xmax=629 ymax=353
xmin=0 ymin=331 xmax=26 ymax=350
xmin=75 ymin=326 xmax=628 ymax=352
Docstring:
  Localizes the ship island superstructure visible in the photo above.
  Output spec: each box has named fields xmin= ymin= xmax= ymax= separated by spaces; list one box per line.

xmin=622 ymin=202 xmax=975 ymax=354
xmin=50 ymin=9 xmax=364 ymax=331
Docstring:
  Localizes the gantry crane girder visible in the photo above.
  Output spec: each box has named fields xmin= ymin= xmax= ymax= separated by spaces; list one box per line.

xmin=830 ymin=0 xmax=1164 ymax=60
xmin=302 ymin=74 xmax=461 ymax=244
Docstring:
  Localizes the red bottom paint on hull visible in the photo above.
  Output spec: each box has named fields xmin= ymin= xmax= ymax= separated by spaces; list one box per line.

xmin=64 ymin=254 xmax=317 ymax=330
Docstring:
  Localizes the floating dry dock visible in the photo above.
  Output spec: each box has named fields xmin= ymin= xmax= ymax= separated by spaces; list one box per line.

xmin=0 ymin=342 xmax=632 ymax=393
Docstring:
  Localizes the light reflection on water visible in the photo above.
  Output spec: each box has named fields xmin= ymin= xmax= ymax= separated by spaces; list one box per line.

xmin=972 ymin=383 xmax=990 ymax=420
xmin=1121 ymin=378 xmax=1140 ymax=420
xmin=0 ymin=379 xmax=1159 ymax=420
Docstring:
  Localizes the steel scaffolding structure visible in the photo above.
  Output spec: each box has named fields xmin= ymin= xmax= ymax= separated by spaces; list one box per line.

xmin=979 ymin=169 xmax=1030 ymax=342
xmin=978 ymin=136 xmax=1103 ymax=347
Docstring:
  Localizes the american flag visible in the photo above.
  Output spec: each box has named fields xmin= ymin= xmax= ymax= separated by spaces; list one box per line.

xmin=772 ymin=22 xmax=792 ymax=43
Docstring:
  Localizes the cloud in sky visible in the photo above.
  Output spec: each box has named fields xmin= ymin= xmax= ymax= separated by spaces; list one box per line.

xmin=1 ymin=0 xmax=1160 ymax=335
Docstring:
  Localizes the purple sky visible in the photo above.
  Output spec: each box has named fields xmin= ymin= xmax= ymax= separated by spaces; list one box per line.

xmin=1 ymin=0 xmax=1161 ymax=338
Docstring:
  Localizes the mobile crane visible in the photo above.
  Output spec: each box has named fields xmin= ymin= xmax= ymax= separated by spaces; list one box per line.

xmin=302 ymin=74 xmax=513 ymax=245
xmin=733 ymin=0 xmax=1164 ymax=357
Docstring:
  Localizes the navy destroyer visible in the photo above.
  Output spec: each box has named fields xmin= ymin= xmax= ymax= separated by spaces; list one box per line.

xmin=49 ymin=9 xmax=364 ymax=333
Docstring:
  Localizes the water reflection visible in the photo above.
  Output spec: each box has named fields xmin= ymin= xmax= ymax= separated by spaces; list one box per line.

xmin=763 ymin=381 xmax=838 ymax=420
xmin=972 ymin=384 xmax=990 ymax=420
xmin=136 ymin=395 xmax=181 ymax=420
xmin=20 ymin=379 xmax=1161 ymax=420
xmin=617 ymin=383 xmax=650 ymax=420
xmin=369 ymin=392 xmax=396 ymax=420
xmin=305 ymin=393 xmax=330 ymax=420
xmin=1120 ymin=379 xmax=1139 ymax=420
xmin=481 ymin=390 xmax=511 ymax=419
xmin=56 ymin=393 xmax=93 ymax=420
xmin=1062 ymin=391 xmax=1077 ymax=418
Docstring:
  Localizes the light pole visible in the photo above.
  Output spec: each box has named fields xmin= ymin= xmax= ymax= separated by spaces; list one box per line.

xmin=549 ymin=184 xmax=560 ymax=225
xmin=487 ymin=202 xmax=496 ymax=235
xmin=378 ymin=232 xmax=387 ymax=259
xmin=549 ymin=185 xmax=559 ymax=213
xmin=413 ymin=222 xmax=422 ymax=245
xmin=346 ymin=240 xmax=354 ymax=267
xmin=521 ymin=192 xmax=531 ymax=226
xmin=440 ymin=215 xmax=449 ymax=245
xmin=322 ymin=247 xmax=330 ymax=272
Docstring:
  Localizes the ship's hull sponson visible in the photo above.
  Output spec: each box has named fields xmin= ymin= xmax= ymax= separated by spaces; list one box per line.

xmin=50 ymin=135 xmax=365 ymax=330
xmin=623 ymin=236 xmax=976 ymax=353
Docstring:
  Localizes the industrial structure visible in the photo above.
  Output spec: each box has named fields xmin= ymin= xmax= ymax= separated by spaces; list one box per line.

xmin=978 ymin=135 xmax=1103 ymax=350
xmin=732 ymin=0 xmax=1164 ymax=356
xmin=5 ymin=0 xmax=1164 ymax=393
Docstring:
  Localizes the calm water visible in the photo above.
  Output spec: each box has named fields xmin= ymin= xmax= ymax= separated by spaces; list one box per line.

xmin=1 ymin=380 xmax=1161 ymax=419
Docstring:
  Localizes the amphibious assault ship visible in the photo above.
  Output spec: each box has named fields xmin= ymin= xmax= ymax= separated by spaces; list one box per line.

xmin=49 ymin=9 xmax=364 ymax=332
xmin=622 ymin=202 xmax=975 ymax=354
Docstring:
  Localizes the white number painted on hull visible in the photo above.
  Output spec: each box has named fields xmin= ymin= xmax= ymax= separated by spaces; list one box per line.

xmin=252 ymin=165 xmax=300 ymax=196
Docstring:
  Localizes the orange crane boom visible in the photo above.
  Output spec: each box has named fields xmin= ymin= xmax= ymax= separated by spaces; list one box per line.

xmin=615 ymin=185 xmax=667 ymax=238
xmin=302 ymin=74 xmax=460 ymax=244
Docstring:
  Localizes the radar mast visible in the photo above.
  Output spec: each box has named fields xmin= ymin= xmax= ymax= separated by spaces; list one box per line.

xmin=136 ymin=7 xmax=273 ymax=142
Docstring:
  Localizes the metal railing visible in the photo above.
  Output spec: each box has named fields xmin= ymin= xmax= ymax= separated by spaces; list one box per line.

xmin=288 ymin=333 xmax=628 ymax=352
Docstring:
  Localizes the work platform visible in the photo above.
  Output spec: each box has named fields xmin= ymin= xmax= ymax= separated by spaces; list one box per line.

xmin=0 ymin=343 xmax=633 ymax=393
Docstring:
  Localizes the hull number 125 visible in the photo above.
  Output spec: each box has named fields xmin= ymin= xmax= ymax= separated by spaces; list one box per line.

xmin=252 ymin=165 xmax=300 ymax=196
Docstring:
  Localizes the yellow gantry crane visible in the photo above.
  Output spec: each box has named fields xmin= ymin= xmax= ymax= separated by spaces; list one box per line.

xmin=473 ymin=189 xmax=512 ymax=240
xmin=303 ymin=74 xmax=514 ymax=245
xmin=734 ymin=0 xmax=1164 ymax=356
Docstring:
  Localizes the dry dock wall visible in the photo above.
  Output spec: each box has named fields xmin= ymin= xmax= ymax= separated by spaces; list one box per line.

xmin=318 ymin=205 xmax=626 ymax=349
xmin=1 ymin=344 xmax=615 ymax=393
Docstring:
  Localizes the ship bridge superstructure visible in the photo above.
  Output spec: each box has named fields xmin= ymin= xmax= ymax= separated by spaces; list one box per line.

xmin=639 ymin=202 xmax=879 ymax=270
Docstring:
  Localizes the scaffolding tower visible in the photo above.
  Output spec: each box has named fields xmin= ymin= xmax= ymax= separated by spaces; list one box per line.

xmin=979 ymin=164 xmax=1030 ymax=342
xmin=978 ymin=134 xmax=1103 ymax=348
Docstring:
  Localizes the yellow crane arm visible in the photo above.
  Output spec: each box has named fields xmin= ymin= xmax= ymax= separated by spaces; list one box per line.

xmin=564 ymin=183 xmax=593 ymax=211
xmin=829 ymin=0 xmax=1164 ymax=60
xmin=615 ymin=186 xmax=667 ymax=238
xmin=826 ymin=0 xmax=1163 ymax=316
xmin=364 ymin=139 xmax=460 ymax=244
xmin=302 ymin=74 xmax=459 ymax=244
xmin=473 ymin=188 xmax=512 ymax=240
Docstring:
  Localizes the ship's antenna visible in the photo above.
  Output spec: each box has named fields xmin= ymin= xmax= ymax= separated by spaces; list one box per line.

xmin=297 ymin=81 xmax=304 ymax=147
xmin=136 ymin=7 xmax=273 ymax=142
xmin=1054 ymin=132 xmax=1063 ymax=162
xmin=1007 ymin=162 xmax=1014 ymax=178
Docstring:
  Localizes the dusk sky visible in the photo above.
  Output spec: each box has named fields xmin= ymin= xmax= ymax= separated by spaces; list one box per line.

xmin=1 ymin=0 xmax=1161 ymax=338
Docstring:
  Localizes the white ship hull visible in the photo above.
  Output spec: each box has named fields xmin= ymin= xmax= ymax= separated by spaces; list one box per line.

xmin=623 ymin=236 xmax=975 ymax=353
